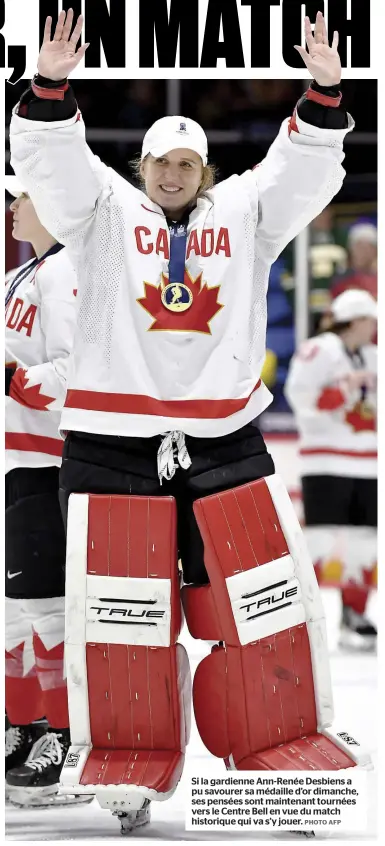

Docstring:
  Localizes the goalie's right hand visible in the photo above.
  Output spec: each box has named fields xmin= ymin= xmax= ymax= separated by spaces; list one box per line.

xmin=38 ymin=9 xmax=88 ymax=81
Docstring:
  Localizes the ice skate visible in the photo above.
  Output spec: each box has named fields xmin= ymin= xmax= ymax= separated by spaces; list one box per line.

xmin=5 ymin=718 xmax=47 ymax=776
xmin=339 ymin=604 xmax=377 ymax=651
xmin=113 ymin=798 xmax=151 ymax=835
xmin=5 ymin=719 xmax=48 ymax=803
xmin=6 ymin=729 xmax=92 ymax=808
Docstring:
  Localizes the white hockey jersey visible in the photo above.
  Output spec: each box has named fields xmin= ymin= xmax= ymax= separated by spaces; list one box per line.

xmin=5 ymin=247 xmax=78 ymax=473
xmin=285 ymin=333 xmax=377 ymax=479
xmin=11 ymin=107 xmax=353 ymax=440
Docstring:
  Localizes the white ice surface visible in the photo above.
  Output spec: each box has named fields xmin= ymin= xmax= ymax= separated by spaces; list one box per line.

xmin=5 ymin=588 xmax=378 ymax=842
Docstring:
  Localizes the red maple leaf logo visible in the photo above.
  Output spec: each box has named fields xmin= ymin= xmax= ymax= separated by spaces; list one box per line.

xmin=9 ymin=368 xmax=56 ymax=411
xmin=345 ymin=401 xmax=376 ymax=433
xmin=137 ymin=269 xmax=223 ymax=334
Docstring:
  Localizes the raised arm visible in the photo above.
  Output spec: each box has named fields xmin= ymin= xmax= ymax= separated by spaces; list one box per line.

xmin=10 ymin=11 xmax=119 ymax=254
xmin=239 ymin=13 xmax=353 ymax=261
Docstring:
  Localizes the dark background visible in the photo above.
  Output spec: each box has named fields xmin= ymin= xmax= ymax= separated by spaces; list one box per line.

xmin=5 ymin=79 xmax=377 ymax=203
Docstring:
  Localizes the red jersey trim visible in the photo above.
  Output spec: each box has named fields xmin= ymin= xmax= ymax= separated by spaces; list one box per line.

xmin=5 ymin=433 xmax=63 ymax=457
xmin=31 ymin=82 xmax=69 ymax=101
xmin=141 ymin=204 xmax=163 ymax=216
xmin=306 ymin=88 xmax=342 ymax=108
xmin=64 ymin=380 xmax=262 ymax=419
xmin=300 ymin=447 xmax=377 ymax=459
xmin=288 ymin=113 xmax=299 ymax=135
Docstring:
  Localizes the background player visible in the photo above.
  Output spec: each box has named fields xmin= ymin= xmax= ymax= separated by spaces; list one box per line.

xmin=5 ymin=179 xmax=85 ymax=807
xmin=285 ymin=289 xmax=377 ymax=650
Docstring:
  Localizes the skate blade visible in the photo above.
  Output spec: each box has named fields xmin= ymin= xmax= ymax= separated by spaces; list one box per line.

xmin=7 ymin=795 xmax=94 ymax=809
xmin=116 ymin=805 xmax=151 ymax=834
xmin=271 ymin=832 xmax=327 ymax=840
xmin=7 ymin=786 xmax=93 ymax=809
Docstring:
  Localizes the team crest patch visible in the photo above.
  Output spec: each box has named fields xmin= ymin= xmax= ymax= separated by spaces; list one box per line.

xmin=345 ymin=400 xmax=376 ymax=432
xmin=137 ymin=268 xmax=223 ymax=334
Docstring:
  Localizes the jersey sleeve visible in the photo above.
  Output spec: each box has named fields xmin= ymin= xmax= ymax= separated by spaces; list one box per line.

xmin=8 ymin=253 xmax=77 ymax=413
xmin=284 ymin=339 xmax=347 ymax=414
xmin=239 ymin=112 xmax=354 ymax=262
xmin=10 ymin=109 xmax=136 ymax=256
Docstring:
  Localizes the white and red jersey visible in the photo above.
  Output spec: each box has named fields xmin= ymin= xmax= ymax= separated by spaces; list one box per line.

xmin=5 ymin=247 xmax=78 ymax=473
xmin=285 ymin=333 xmax=377 ymax=479
xmin=11 ymin=109 xmax=353 ymax=440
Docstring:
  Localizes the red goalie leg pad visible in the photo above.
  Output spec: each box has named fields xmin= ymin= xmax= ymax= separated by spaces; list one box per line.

xmin=80 ymin=641 xmax=189 ymax=793
xmin=181 ymin=584 xmax=223 ymax=641
xmin=5 ymin=644 xmax=42 ymax=724
xmin=192 ymin=642 xmax=354 ymax=770
xmin=184 ymin=476 xmax=357 ymax=771
xmin=62 ymin=494 xmax=190 ymax=802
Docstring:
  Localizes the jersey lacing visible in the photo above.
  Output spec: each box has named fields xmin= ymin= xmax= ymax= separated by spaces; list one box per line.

xmin=157 ymin=431 xmax=192 ymax=482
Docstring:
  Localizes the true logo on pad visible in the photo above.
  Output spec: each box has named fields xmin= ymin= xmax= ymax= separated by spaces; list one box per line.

xmin=89 ymin=597 xmax=166 ymax=625
xmin=240 ymin=580 xmax=299 ymax=621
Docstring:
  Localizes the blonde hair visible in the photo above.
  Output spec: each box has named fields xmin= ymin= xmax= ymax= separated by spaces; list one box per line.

xmin=130 ymin=155 xmax=217 ymax=195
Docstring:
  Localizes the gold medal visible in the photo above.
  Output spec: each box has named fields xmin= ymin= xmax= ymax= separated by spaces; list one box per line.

xmin=357 ymin=400 xmax=375 ymax=421
xmin=161 ymin=283 xmax=193 ymax=313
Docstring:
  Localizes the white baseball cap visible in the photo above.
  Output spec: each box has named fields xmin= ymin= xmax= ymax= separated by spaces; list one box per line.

xmin=141 ymin=116 xmax=208 ymax=166
xmin=5 ymin=176 xmax=26 ymax=198
xmin=347 ymin=223 xmax=377 ymax=247
xmin=331 ymin=289 xmax=377 ymax=322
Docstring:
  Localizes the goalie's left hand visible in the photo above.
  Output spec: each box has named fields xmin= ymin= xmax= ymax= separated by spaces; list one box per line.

xmin=295 ymin=11 xmax=342 ymax=86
